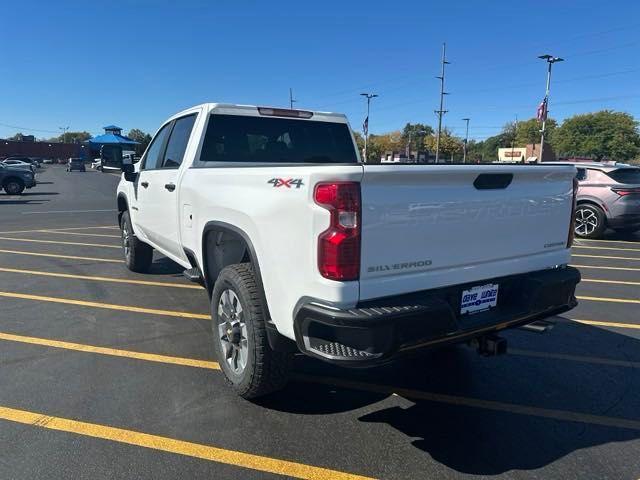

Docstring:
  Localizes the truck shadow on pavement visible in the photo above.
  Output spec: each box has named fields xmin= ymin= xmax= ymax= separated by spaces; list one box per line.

xmin=0 ymin=199 xmax=49 ymax=205
xmin=261 ymin=321 xmax=640 ymax=475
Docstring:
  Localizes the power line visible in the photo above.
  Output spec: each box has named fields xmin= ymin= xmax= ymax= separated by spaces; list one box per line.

xmin=0 ymin=122 xmax=59 ymax=134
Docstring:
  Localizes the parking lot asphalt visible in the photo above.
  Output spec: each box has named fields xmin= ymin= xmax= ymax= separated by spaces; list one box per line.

xmin=1 ymin=165 xmax=640 ymax=479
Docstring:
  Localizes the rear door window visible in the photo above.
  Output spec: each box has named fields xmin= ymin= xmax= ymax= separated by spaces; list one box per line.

xmin=199 ymin=114 xmax=358 ymax=164
xmin=606 ymin=168 xmax=640 ymax=184
xmin=161 ymin=114 xmax=197 ymax=169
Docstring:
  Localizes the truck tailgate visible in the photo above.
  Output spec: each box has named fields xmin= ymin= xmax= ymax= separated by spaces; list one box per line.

xmin=359 ymin=164 xmax=575 ymax=300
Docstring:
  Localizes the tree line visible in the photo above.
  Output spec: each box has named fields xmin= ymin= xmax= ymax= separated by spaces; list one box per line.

xmin=356 ymin=110 xmax=640 ymax=164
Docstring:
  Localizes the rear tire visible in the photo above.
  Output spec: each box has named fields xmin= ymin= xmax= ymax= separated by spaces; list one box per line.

xmin=120 ymin=210 xmax=153 ymax=272
xmin=575 ymin=204 xmax=606 ymax=239
xmin=3 ymin=179 xmax=25 ymax=195
xmin=211 ymin=263 xmax=292 ymax=399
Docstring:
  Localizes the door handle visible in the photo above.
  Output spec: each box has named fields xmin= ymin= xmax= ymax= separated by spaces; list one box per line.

xmin=165 ymin=183 xmax=176 ymax=192
xmin=140 ymin=181 xmax=149 ymax=188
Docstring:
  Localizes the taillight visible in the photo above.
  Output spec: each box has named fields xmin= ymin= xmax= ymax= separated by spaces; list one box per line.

xmin=611 ymin=186 xmax=640 ymax=196
xmin=567 ymin=176 xmax=579 ymax=248
xmin=314 ymin=182 xmax=361 ymax=281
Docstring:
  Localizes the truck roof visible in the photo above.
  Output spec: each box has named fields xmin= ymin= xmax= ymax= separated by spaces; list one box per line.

xmin=168 ymin=103 xmax=349 ymax=124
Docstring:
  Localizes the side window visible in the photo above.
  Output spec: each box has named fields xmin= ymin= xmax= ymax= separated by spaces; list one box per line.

xmin=576 ymin=168 xmax=587 ymax=181
xmin=161 ymin=114 xmax=197 ymax=169
xmin=141 ymin=123 xmax=172 ymax=170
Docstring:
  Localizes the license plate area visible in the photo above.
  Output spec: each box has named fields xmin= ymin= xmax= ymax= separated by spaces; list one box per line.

xmin=461 ymin=283 xmax=499 ymax=315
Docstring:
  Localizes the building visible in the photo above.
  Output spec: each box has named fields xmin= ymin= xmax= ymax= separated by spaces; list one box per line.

xmin=497 ymin=143 xmax=556 ymax=162
xmin=85 ymin=125 xmax=139 ymax=158
xmin=380 ymin=150 xmax=431 ymax=164
xmin=0 ymin=138 xmax=84 ymax=160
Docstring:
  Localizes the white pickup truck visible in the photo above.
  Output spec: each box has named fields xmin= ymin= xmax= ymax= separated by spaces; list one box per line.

xmin=116 ymin=103 xmax=580 ymax=398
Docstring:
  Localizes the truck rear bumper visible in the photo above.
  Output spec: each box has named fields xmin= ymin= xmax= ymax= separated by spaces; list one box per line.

xmin=294 ymin=266 xmax=580 ymax=366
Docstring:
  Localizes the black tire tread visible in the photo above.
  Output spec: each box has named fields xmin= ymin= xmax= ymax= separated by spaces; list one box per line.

xmin=213 ymin=263 xmax=292 ymax=399
xmin=3 ymin=178 xmax=25 ymax=195
xmin=120 ymin=211 xmax=153 ymax=273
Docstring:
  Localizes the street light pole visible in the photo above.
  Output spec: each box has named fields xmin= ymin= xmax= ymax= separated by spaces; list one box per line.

xmin=462 ymin=118 xmax=470 ymax=163
xmin=59 ymin=126 xmax=69 ymax=143
xmin=289 ymin=88 xmax=297 ymax=109
xmin=360 ymin=93 xmax=378 ymax=162
xmin=537 ymin=54 xmax=563 ymax=163
xmin=435 ymin=42 xmax=450 ymax=164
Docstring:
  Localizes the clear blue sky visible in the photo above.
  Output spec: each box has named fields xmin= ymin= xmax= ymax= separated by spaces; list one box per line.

xmin=1 ymin=0 xmax=639 ymax=141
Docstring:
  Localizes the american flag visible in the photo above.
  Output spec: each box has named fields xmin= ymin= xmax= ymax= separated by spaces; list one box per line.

xmin=536 ymin=98 xmax=548 ymax=122
xmin=362 ymin=116 xmax=369 ymax=136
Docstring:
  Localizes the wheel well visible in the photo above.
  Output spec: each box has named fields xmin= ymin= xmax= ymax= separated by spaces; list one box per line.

xmin=202 ymin=228 xmax=250 ymax=294
xmin=3 ymin=176 xmax=24 ymax=186
xmin=117 ymin=194 xmax=128 ymax=222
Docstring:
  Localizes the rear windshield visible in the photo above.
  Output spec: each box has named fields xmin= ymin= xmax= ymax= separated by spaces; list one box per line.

xmin=199 ymin=114 xmax=358 ymax=164
xmin=606 ymin=168 xmax=640 ymax=184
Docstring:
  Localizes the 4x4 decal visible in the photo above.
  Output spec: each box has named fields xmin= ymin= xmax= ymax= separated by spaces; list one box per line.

xmin=268 ymin=178 xmax=304 ymax=189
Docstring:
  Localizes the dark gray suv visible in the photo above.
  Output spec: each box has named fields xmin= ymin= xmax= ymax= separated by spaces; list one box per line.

xmin=552 ymin=162 xmax=640 ymax=239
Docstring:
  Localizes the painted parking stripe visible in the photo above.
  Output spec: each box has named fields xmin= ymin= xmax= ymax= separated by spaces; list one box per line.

xmin=572 ymin=319 xmax=640 ymax=330
xmin=0 ymin=331 xmax=219 ymax=369
xmin=577 ymin=295 xmax=640 ymax=305
xmin=572 ymin=264 xmax=640 ymax=272
xmin=4 ymin=330 xmax=640 ymax=434
xmin=298 ymin=375 xmax=640 ymax=431
xmin=576 ymin=238 xmax=640 ymax=245
xmin=21 ymin=209 xmax=117 ymax=215
xmin=0 ymin=267 xmax=202 ymax=290
xmin=0 ymin=225 xmax=117 ymax=234
xmin=582 ymin=278 xmax=640 ymax=287
xmin=0 ymin=249 xmax=121 ymax=263
xmin=39 ymin=229 xmax=121 ymax=238
xmin=0 ymin=405 xmax=373 ymax=480
xmin=0 ymin=236 xmax=120 ymax=249
xmin=573 ymin=245 xmax=640 ymax=253
xmin=0 ymin=291 xmax=209 ymax=319
xmin=572 ymin=253 xmax=640 ymax=261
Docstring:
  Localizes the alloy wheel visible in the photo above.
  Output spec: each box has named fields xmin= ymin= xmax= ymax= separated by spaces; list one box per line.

xmin=217 ymin=289 xmax=248 ymax=375
xmin=575 ymin=207 xmax=598 ymax=236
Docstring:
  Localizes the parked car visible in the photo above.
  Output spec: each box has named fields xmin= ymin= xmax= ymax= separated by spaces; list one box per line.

xmin=116 ymin=103 xmax=580 ymax=399
xmin=42 ymin=158 xmax=54 ymax=164
xmin=1 ymin=159 xmax=36 ymax=174
xmin=67 ymin=158 xmax=86 ymax=172
xmin=91 ymin=158 xmax=102 ymax=171
xmin=548 ymin=162 xmax=640 ymax=239
xmin=4 ymin=155 xmax=39 ymax=169
xmin=0 ymin=162 xmax=36 ymax=194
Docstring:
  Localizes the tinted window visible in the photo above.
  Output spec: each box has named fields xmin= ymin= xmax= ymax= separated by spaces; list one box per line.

xmin=606 ymin=168 xmax=640 ymax=184
xmin=576 ymin=168 xmax=587 ymax=181
xmin=161 ymin=114 xmax=197 ymax=168
xmin=142 ymin=123 xmax=172 ymax=170
xmin=199 ymin=114 xmax=358 ymax=164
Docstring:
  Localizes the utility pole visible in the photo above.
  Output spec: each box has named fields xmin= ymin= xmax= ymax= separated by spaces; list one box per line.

xmin=360 ymin=93 xmax=378 ymax=162
xmin=462 ymin=118 xmax=470 ymax=163
xmin=434 ymin=43 xmax=450 ymax=164
xmin=537 ymin=54 xmax=563 ymax=163
xmin=289 ymin=88 xmax=297 ymax=109
xmin=511 ymin=115 xmax=518 ymax=162
xmin=59 ymin=126 xmax=69 ymax=143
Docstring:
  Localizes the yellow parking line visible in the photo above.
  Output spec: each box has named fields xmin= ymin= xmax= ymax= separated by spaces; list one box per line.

xmin=577 ymin=238 xmax=640 ymax=245
xmin=576 ymin=295 xmax=640 ymax=305
xmin=39 ymin=230 xmax=121 ymax=238
xmin=4 ymin=329 xmax=640 ymax=435
xmin=0 ymin=291 xmax=209 ymax=320
xmin=572 ymin=264 xmax=640 ymax=272
xmin=0 ymin=225 xmax=117 ymax=234
xmin=0 ymin=249 xmax=121 ymax=263
xmin=0 ymin=236 xmax=120 ymax=249
xmin=572 ymin=253 xmax=640 ymax=261
xmin=293 ymin=374 xmax=640 ymax=431
xmin=0 ymin=332 xmax=219 ymax=369
xmin=573 ymin=245 xmax=640 ymax=253
xmin=0 ymin=406 xmax=372 ymax=480
xmin=572 ymin=319 xmax=640 ymax=330
xmin=0 ymin=267 xmax=202 ymax=290
xmin=510 ymin=348 xmax=640 ymax=369
xmin=582 ymin=278 xmax=640 ymax=287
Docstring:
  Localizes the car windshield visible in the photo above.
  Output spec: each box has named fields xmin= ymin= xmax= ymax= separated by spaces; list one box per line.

xmin=199 ymin=114 xmax=358 ymax=164
xmin=606 ymin=168 xmax=640 ymax=184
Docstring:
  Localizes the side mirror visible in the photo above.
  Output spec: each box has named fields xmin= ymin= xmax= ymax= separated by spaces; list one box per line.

xmin=122 ymin=163 xmax=136 ymax=182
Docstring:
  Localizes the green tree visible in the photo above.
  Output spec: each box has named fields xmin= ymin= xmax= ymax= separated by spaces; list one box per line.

xmin=52 ymin=131 xmax=91 ymax=143
xmin=127 ymin=128 xmax=153 ymax=155
xmin=553 ymin=110 xmax=640 ymax=161
xmin=424 ymin=129 xmax=464 ymax=161
xmin=401 ymin=123 xmax=434 ymax=152
xmin=514 ymin=118 xmax=557 ymax=146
